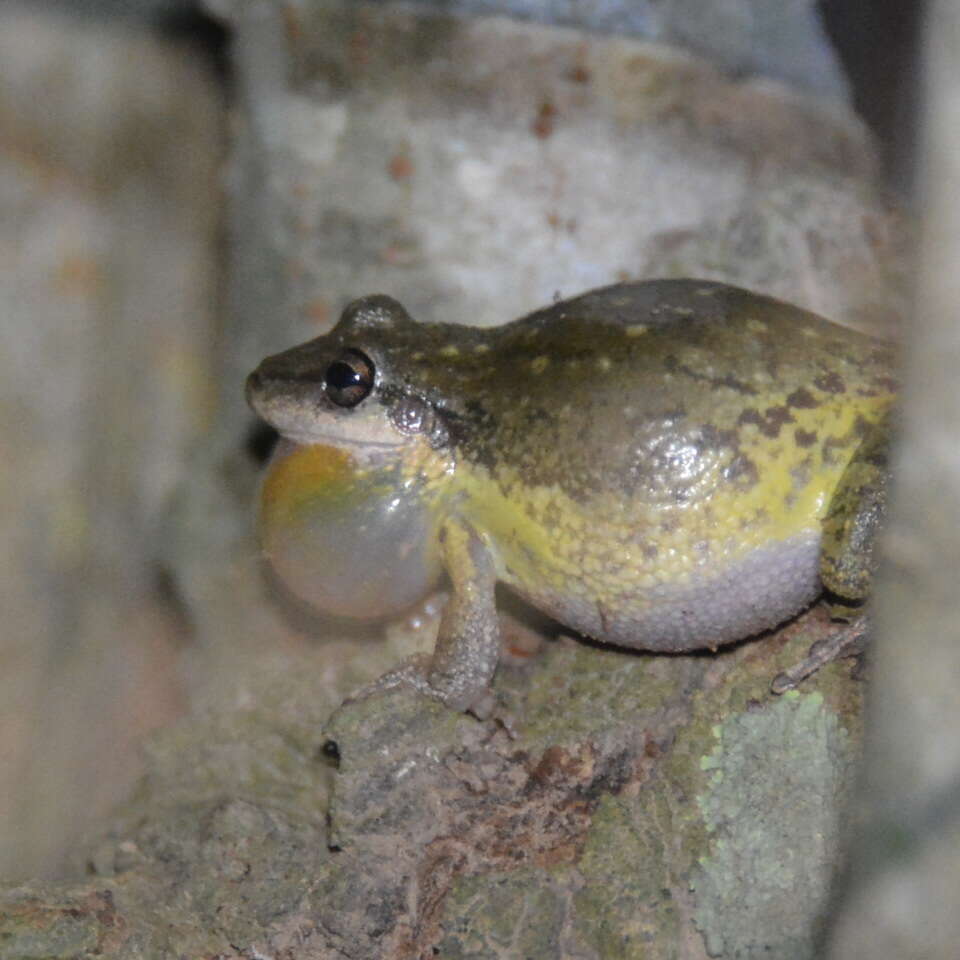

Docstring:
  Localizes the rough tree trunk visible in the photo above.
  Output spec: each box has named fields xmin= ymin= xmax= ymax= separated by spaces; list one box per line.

xmin=0 ymin=2 xmax=918 ymax=958
xmin=0 ymin=8 xmax=220 ymax=880
xmin=825 ymin=1 xmax=960 ymax=955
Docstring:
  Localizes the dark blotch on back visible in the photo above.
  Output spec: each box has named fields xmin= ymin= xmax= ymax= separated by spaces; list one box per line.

xmin=737 ymin=405 xmax=795 ymax=438
xmin=795 ymin=428 xmax=818 ymax=448
xmin=442 ymin=398 xmax=496 ymax=468
xmin=667 ymin=357 xmax=759 ymax=396
xmin=814 ymin=371 xmax=846 ymax=394
xmin=737 ymin=409 xmax=763 ymax=431
xmin=725 ymin=454 xmax=760 ymax=488
xmin=873 ymin=375 xmax=899 ymax=394
xmin=787 ymin=387 xmax=818 ymax=409
xmin=720 ymin=373 xmax=758 ymax=396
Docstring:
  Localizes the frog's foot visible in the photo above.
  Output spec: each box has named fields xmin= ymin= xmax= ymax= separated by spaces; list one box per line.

xmin=341 ymin=654 xmax=500 ymax=721
xmin=342 ymin=653 xmax=435 ymax=703
xmin=771 ymin=614 xmax=870 ymax=694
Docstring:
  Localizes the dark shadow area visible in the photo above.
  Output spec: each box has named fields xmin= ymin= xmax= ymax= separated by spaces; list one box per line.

xmin=818 ymin=0 xmax=925 ymax=191
xmin=245 ymin=419 xmax=280 ymax=465
xmin=154 ymin=2 xmax=232 ymax=89
xmin=31 ymin=0 xmax=233 ymax=90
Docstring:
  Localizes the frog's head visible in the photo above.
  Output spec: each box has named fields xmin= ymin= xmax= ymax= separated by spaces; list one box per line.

xmin=246 ymin=295 xmax=463 ymax=461
xmin=248 ymin=296 xmax=463 ymax=620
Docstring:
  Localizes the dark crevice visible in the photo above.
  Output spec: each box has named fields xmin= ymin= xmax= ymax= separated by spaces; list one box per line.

xmin=154 ymin=3 xmax=233 ymax=92
xmin=245 ymin=420 xmax=279 ymax=465
xmin=818 ymin=0 xmax=925 ymax=191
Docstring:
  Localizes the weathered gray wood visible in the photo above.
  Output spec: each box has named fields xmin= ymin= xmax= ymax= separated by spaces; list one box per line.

xmin=0 ymin=2 xmax=913 ymax=957
xmin=825 ymin=1 xmax=960 ymax=955
xmin=0 ymin=10 xmax=221 ymax=878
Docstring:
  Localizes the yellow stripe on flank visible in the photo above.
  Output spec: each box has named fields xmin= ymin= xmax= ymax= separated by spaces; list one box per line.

xmin=446 ymin=392 xmax=893 ymax=606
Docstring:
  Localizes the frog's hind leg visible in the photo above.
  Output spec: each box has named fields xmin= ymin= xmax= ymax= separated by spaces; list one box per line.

xmin=770 ymin=615 xmax=872 ymax=694
xmin=772 ymin=414 xmax=891 ymax=693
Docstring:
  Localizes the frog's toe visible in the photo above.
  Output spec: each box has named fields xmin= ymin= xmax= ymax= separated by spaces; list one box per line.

xmin=341 ymin=653 xmax=436 ymax=706
xmin=455 ymin=687 xmax=516 ymax=735
xmin=770 ymin=613 xmax=870 ymax=694
xmin=341 ymin=654 xmax=498 ymax=718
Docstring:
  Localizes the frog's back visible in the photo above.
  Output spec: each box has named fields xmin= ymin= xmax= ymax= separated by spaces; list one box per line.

xmin=456 ymin=279 xmax=896 ymax=652
xmin=479 ymin=280 xmax=895 ymax=501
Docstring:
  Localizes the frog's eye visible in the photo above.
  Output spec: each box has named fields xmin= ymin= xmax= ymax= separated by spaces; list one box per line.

xmin=325 ymin=349 xmax=375 ymax=407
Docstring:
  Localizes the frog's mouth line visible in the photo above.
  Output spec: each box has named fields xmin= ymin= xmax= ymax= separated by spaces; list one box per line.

xmin=248 ymin=383 xmax=409 ymax=453
xmin=281 ymin=428 xmax=406 ymax=451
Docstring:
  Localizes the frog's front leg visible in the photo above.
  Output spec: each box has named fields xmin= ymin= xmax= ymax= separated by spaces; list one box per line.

xmin=424 ymin=518 xmax=502 ymax=711
xmin=343 ymin=516 xmax=502 ymax=715
xmin=772 ymin=415 xmax=890 ymax=693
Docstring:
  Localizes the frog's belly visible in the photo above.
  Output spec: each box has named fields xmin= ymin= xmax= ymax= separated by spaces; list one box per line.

xmin=510 ymin=531 xmax=822 ymax=653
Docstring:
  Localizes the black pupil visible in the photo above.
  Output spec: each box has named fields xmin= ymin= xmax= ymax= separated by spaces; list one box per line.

xmin=327 ymin=361 xmax=363 ymax=391
xmin=325 ymin=350 xmax=373 ymax=407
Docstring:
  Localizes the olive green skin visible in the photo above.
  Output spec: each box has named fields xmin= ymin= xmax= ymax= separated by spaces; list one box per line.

xmin=248 ymin=280 xmax=896 ymax=712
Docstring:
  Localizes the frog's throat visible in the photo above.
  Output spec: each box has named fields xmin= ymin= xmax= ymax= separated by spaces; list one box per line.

xmin=261 ymin=444 xmax=356 ymax=530
xmin=261 ymin=439 xmax=446 ymax=535
xmin=279 ymin=428 xmax=406 ymax=456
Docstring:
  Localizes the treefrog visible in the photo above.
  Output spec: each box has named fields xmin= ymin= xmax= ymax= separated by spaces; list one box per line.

xmin=246 ymin=280 xmax=896 ymax=712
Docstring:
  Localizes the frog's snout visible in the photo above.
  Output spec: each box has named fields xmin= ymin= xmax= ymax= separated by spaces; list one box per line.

xmin=245 ymin=357 xmax=292 ymax=413
xmin=245 ymin=368 xmax=263 ymax=409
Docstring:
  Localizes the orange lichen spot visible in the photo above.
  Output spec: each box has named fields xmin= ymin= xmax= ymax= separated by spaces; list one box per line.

xmin=280 ymin=3 xmax=303 ymax=46
xmin=532 ymin=100 xmax=558 ymax=139
xmin=54 ymin=254 xmax=104 ymax=298
xmin=381 ymin=242 xmax=419 ymax=267
xmin=349 ymin=31 xmax=370 ymax=67
xmin=388 ymin=151 xmax=414 ymax=181
xmin=304 ymin=298 xmax=330 ymax=327
xmin=546 ymin=211 xmax=577 ymax=233
xmin=285 ymin=257 xmax=307 ymax=282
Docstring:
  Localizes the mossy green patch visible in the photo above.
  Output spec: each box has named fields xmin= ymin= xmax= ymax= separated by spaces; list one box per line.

xmin=436 ymin=870 xmax=565 ymax=959
xmin=0 ymin=901 xmax=100 ymax=959
xmin=690 ymin=692 xmax=855 ymax=959
xmin=324 ymin=688 xmax=474 ymax=849
xmin=516 ymin=639 xmax=698 ymax=754
xmin=573 ymin=793 xmax=682 ymax=959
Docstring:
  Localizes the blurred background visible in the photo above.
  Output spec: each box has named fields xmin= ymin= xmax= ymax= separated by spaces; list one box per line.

xmin=0 ymin=0 xmax=922 ymax=883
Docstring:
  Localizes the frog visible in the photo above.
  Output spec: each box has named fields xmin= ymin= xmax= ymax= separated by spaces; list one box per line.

xmin=246 ymin=279 xmax=896 ymax=713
